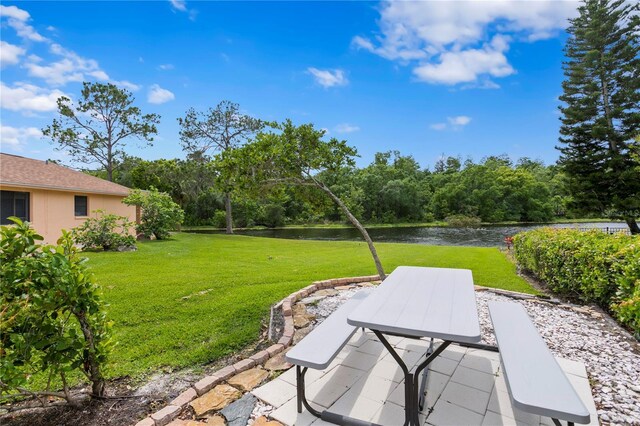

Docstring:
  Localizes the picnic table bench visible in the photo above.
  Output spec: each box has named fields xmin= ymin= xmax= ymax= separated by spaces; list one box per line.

xmin=285 ymin=289 xmax=375 ymax=425
xmin=489 ymin=301 xmax=591 ymax=426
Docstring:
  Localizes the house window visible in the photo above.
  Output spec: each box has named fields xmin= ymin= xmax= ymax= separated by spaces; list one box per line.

xmin=1 ymin=190 xmax=30 ymax=225
xmin=74 ymin=195 xmax=88 ymax=217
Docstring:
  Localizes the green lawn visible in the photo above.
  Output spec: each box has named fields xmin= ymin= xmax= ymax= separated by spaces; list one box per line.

xmin=85 ymin=232 xmax=534 ymax=380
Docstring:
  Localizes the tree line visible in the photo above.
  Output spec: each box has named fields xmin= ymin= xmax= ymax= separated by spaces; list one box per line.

xmin=97 ymin=150 xmax=572 ymax=228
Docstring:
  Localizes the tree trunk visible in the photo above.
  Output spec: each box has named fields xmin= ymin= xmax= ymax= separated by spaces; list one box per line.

xmin=75 ymin=311 xmax=105 ymax=397
xmin=599 ymin=58 xmax=618 ymax=154
xmin=625 ymin=217 xmax=640 ymax=235
xmin=224 ymin=192 xmax=233 ymax=234
xmin=106 ymin=166 xmax=113 ymax=182
xmin=313 ymin=179 xmax=386 ymax=280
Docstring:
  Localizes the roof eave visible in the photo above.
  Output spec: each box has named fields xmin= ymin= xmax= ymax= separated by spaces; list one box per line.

xmin=0 ymin=181 xmax=131 ymax=197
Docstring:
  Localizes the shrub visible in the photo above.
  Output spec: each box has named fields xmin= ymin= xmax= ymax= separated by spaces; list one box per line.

xmin=124 ymin=188 xmax=184 ymax=239
xmin=0 ymin=218 xmax=112 ymax=404
xmin=72 ymin=209 xmax=136 ymax=251
xmin=213 ymin=210 xmax=227 ymax=229
xmin=513 ymin=228 xmax=639 ymax=336
xmin=445 ymin=214 xmax=482 ymax=227
xmin=261 ymin=204 xmax=285 ymax=228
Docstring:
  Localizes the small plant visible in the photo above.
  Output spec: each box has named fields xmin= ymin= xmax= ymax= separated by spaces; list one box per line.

xmin=504 ymin=236 xmax=514 ymax=250
xmin=124 ymin=188 xmax=184 ymax=240
xmin=72 ymin=209 xmax=136 ymax=251
xmin=0 ymin=218 xmax=113 ymax=406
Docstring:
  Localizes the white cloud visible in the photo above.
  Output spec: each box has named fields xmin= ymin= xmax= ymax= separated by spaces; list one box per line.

xmin=147 ymin=84 xmax=175 ymax=104
xmin=0 ymin=5 xmax=48 ymax=43
xmin=430 ymin=116 xmax=472 ymax=131
xmin=0 ymin=5 xmax=30 ymax=21
xmin=413 ymin=36 xmax=514 ymax=85
xmin=115 ymin=80 xmax=141 ymax=91
xmin=354 ymin=0 xmax=578 ymax=86
xmin=158 ymin=63 xmax=174 ymax=70
xmin=0 ymin=82 xmax=67 ymax=113
xmin=169 ymin=0 xmax=197 ymax=20
xmin=1 ymin=5 xmax=141 ymax=92
xmin=24 ymin=43 xmax=104 ymax=85
xmin=0 ymin=41 xmax=26 ymax=67
xmin=334 ymin=123 xmax=360 ymax=133
xmin=169 ymin=0 xmax=187 ymax=12
xmin=0 ymin=125 xmax=42 ymax=149
xmin=307 ymin=67 xmax=349 ymax=88
xmin=448 ymin=116 xmax=472 ymax=126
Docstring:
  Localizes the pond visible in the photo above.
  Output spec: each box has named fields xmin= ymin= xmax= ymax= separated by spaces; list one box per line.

xmin=186 ymin=221 xmax=629 ymax=247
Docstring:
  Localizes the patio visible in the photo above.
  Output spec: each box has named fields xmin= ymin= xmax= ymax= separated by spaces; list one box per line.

xmin=252 ymin=331 xmax=598 ymax=426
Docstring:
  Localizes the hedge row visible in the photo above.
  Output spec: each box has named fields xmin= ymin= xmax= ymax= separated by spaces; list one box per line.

xmin=513 ymin=228 xmax=639 ymax=336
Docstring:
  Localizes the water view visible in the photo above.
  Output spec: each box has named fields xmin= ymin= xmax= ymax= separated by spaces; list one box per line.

xmin=187 ymin=222 xmax=628 ymax=247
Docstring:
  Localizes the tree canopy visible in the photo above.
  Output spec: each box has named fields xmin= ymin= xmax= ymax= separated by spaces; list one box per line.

xmin=43 ymin=82 xmax=160 ymax=181
xmin=178 ymin=100 xmax=264 ymax=233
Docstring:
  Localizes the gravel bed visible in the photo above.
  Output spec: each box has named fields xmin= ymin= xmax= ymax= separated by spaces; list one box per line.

xmin=305 ymin=287 xmax=640 ymax=425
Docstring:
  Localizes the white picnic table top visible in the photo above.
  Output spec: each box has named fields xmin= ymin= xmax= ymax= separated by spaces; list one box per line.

xmin=347 ymin=266 xmax=482 ymax=343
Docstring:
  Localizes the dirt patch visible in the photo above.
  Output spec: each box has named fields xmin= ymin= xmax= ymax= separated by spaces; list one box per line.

xmin=0 ymin=379 xmax=163 ymax=426
xmin=0 ymin=316 xmax=276 ymax=425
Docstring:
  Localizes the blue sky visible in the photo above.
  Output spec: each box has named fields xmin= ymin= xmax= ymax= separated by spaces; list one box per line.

xmin=0 ymin=1 xmax=579 ymax=169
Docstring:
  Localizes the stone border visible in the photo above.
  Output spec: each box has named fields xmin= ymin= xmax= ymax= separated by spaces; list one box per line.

xmin=134 ymin=275 xmax=380 ymax=426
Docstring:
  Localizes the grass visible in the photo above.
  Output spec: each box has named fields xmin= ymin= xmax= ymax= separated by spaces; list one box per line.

xmin=84 ymin=232 xmax=534 ymax=381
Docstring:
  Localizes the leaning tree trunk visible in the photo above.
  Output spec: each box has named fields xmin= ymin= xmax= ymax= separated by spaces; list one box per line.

xmin=224 ymin=192 xmax=233 ymax=234
xmin=312 ymin=178 xmax=386 ymax=280
xmin=625 ymin=217 xmax=640 ymax=235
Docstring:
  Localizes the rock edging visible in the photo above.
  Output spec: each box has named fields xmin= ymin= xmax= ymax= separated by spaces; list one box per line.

xmin=134 ymin=274 xmax=380 ymax=426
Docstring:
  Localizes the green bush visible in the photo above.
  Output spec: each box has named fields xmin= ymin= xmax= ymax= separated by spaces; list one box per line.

xmin=212 ymin=210 xmax=227 ymax=229
xmin=72 ymin=209 xmax=136 ymax=251
xmin=0 ymin=218 xmax=112 ymax=403
xmin=124 ymin=188 xmax=184 ymax=239
xmin=513 ymin=228 xmax=639 ymax=336
xmin=261 ymin=204 xmax=285 ymax=228
xmin=445 ymin=214 xmax=482 ymax=227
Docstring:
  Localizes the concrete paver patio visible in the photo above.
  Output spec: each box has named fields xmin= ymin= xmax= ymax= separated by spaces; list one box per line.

xmin=251 ymin=330 xmax=598 ymax=426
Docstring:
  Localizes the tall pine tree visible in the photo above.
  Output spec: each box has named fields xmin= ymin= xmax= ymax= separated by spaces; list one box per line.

xmin=558 ymin=0 xmax=640 ymax=234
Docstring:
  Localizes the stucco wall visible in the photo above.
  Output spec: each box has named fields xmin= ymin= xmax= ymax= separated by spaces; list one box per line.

xmin=2 ymin=185 xmax=136 ymax=243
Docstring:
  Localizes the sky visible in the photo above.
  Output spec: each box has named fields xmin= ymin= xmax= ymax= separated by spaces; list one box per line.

xmin=0 ymin=0 xmax=580 ymax=170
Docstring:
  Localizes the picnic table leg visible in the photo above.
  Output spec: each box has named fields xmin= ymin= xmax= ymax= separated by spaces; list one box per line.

xmin=296 ymin=366 xmax=322 ymax=417
xmin=372 ymin=330 xmax=414 ymax=426
xmin=413 ymin=341 xmax=452 ymax=422
xmin=418 ymin=338 xmax=434 ymax=410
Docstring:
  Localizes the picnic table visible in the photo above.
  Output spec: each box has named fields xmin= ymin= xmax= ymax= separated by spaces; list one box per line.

xmin=287 ymin=265 xmax=590 ymax=426
xmin=347 ymin=266 xmax=481 ymax=426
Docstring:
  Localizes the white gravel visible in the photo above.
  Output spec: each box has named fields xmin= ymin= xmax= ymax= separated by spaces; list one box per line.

xmin=248 ymin=399 xmax=274 ymax=424
xmin=306 ymin=286 xmax=640 ymax=425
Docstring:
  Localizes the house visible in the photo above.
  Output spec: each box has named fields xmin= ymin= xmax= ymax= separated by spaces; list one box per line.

xmin=0 ymin=153 xmax=137 ymax=243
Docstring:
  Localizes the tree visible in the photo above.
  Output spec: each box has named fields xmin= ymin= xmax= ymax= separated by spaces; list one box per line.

xmin=42 ymin=82 xmax=160 ymax=182
xmin=1 ymin=219 xmax=112 ymax=404
xmin=558 ymin=0 xmax=640 ymax=234
xmin=178 ymin=100 xmax=264 ymax=233
xmin=124 ymin=188 xmax=184 ymax=240
xmin=229 ymin=120 xmax=387 ymax=279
